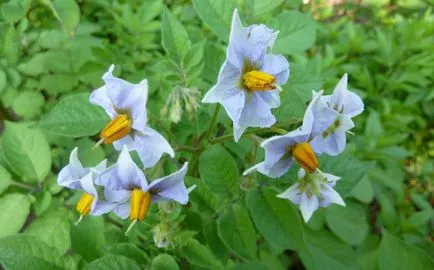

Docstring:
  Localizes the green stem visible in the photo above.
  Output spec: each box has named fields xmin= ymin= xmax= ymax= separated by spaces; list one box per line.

xmin=175 ymin=145 xmax=200 ymax=153
xmin=10 ymin=181 xmax=35 ymax=191
xmin=203 ymin=104 xmax=221 ymax=141
xmin=209 ymin=126 xmax=287 ymax=144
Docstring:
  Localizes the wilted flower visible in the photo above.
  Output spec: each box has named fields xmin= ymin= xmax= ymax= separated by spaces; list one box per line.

xmin=90 ymin=65 xmax=174 ymax=168
xmin=161 ymin=86 xmax=201 ymax=123
xmin=202 ymin=9 xmax=290 ymax=142
xmin=309 ymin=74 xmax=364 ymax=156
xmin=96 ymin=146 xmax=192 ymax=234
xmin=243 ymin=92 xmax=326 ymax=178
xmin=57 ymin=148 xmax=111 ymax=224
xmin=277 ymin=168 xmax=345 ymax=222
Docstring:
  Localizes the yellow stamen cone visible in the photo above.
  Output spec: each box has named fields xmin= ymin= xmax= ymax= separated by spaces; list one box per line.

xmin=99 ymin=114 xmax=132 ymax=145
xmin=129 ymin=189 xmax=152 ymax=221
xmin=126 ymin=189 xmax=152 ymax=235
xmin=242 ymin=70 xmax=276 ymax=91
xmin=292 ymin=142 xmax=319 ymax=173
xmin=75 ymin=192 xmax=94 ymax=225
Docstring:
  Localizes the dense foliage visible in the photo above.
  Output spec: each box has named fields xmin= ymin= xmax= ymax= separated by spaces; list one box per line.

xmin=0 ymin=0 xmax=433 ymax=269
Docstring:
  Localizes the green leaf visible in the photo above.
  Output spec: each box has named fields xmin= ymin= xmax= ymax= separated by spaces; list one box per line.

xmin=218 ymin=204 xmax=257 ymax=261
xmin=319 ymin=154 xmax=368 ymax=197
xmin=350 ymin=177 xmax=374 ymax=203
xmin=325 ymin=201 xmax=369 ymax=246
xmin=192 ymin=0 xmax=236 ymax=41
xmin=161 ymin=8 xmax=191 ymax=64
xmin=38 ymin=93 xmax=109 ymax=137
xmin=49 ymin=0 xmax=81 ymax=35
xmin=286 ymin=64 xmax=322 ymax=102
xmin=75 ymin=138 xmax=106 ymax=167
xmin=202 ymin=42 xmax=226 ymax=83
xmin=40 ymin=74 xmax=79 ymax=94
xmin=299 ymin=228 xmax=357 ymax=270
xmin=246 ymin=188 xmax=304 ymax=250
xmin=378 ymin=231 xmax=434 ymax=270
xmin=249 ymin=0 xmax=284 ymax=18
xmin=0 ymin=235 xmax=65 ymax=270
xmin=180 ymin=238 xmax=222 ymax=268
xmin=1 ymin=0 xmax=31 ymax=23
xmin=0 ymin=69 xmax=7 ymax=94
xmin=12 ymin=91 xmax=45 ymax=119
xmin=25 ymin=208 xmax=72 ymax=254
xmin=71 ymin=216 xmax=105 ymax=261
xmin=84 ymin=255 xmax=141 ymax=270
xmin=199 ymin=144 xmax=239 ymax=198
xmin=269 ymin=11 xmax=316 ymax=55
xmin=151 ymin=254 xmax=179 ymax=270
xmin=32 ymin=191 xmax=53 ymax=216
xmin=0 ymin=122 xmax=52 ymax=183
xmin=0 ymin=165 xmax=12 ymax=195
xmin=274 ymin=87 xmax=305 ymax=123
xmin=0 ymin=193 xmax=31 ymax=238
xmin=105 ymin=243 xmax=149 ymax=267
xmin=185 ymin=177 xmax=220 ymax=214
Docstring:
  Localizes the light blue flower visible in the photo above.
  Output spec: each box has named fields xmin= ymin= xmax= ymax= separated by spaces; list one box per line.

xmin=277 ymin=168 xmax=345 ymax=222
xmin=309 ymin=74 xmax=364 ymax=156
xmin=202 ymin=9 xmax=290 ymax=142
xmin=96 ymin=146 xmax=192 ymax=221
xmin=243 ymin=91 xmax=325 ymax=178
xmin=90 ymin=65 xmax=174 ymax=168
xmin=57 ymin=148 xmax=114 ymax=220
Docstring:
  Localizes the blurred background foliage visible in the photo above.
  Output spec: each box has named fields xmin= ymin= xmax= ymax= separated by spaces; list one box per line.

xmin=0 ymin=0 xmax=433 ymax=269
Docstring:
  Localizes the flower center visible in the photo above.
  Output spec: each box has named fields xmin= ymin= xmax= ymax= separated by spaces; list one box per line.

xmin=291 ymin=142 xmax=319 ymax=173
xmin=76 ymin=192 xmax=94 ymax=215
xmin=242 ymin=70 xmax=276 ymax=91
xmin=100 ymin=114 xmax=132 ymax=144
xmin=322 ymin=118 xmax=341 ymax=138
xmin=129 ymin=189 xmax=152 ymax=221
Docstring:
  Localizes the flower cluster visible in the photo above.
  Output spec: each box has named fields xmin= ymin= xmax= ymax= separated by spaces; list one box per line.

xmin=242 ymin=75 xmax=364 ymax=222
xmin=58 ymin=65 xmax=194 ymax=236
xmin=201 ymin=10 xmax=364 ymax=222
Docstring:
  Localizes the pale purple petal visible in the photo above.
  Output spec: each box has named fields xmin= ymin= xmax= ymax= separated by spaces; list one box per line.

xmin=91 ymin=202 xmax=118 ymax=216
xmin=135 ymin=127 xmax=175 ymax=169
xmin=149 ymin=163 xmax=189 ymax=205
xmin=319 ymin=184 xmax=345 ymax=208
xmin=299 ymin=193 xmax=319 ymax=222
xmin=89 ymin=86 xmax=117 ymax=118
xmin=261 ymin=54 xmax=290 ymax=85
xmin=57 ymin=148 xmax=88 ymax=189
xmin=97 ymin=146 xmax=148 ymax=190
xmin=113 ymin=202 xmax=130 ymax=220
xmin=104 ymin=188 xmax=131 ymax=204
xmin=257 ymin=90 xmax=280 ymax=109
xmin=342 ymin=90 xmax=364 ymax=117
xmin=237 ymin=93 xmax=276 ymax=131
xmin=233 ymin=124 xmax=247 ymax=142
xmin=112 ymin=135 xmax=136 ymax=151
xmin=101 ymin=65 xmax=146 ymax=111
xmin=277 ymin=184 xmax=301 ymax=204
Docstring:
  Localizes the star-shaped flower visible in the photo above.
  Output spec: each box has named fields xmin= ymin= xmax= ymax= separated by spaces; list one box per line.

xmin=57 ymin=148 xmax=112 ymax=223
xmin=309 ymin=74 xmax=364 ymax=156
xmin=202 ymin=9 xmax=290 ymax=141
xmin=277 ymin=168 xmax=345 ymax=222
xmin=243 ymin=91 xmax=326 ymax=178
xmin=96 ymin=146 xmax=192 ymax=234
xmin=90 ymin=65 xmax=174 ymax=168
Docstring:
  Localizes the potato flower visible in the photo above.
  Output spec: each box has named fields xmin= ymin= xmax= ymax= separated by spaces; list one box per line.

xmin=90 ymin=65 xmax=174 ymax=168
xmin=96 ymin=146 xmax=192 ymax=234
xmin=202 ymin=9 xmax=289 ymax=141
xmin=277 ymin=168 xmax=345 ymax=222
xmin=57 ymin=148 xmax=112 ymax=224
